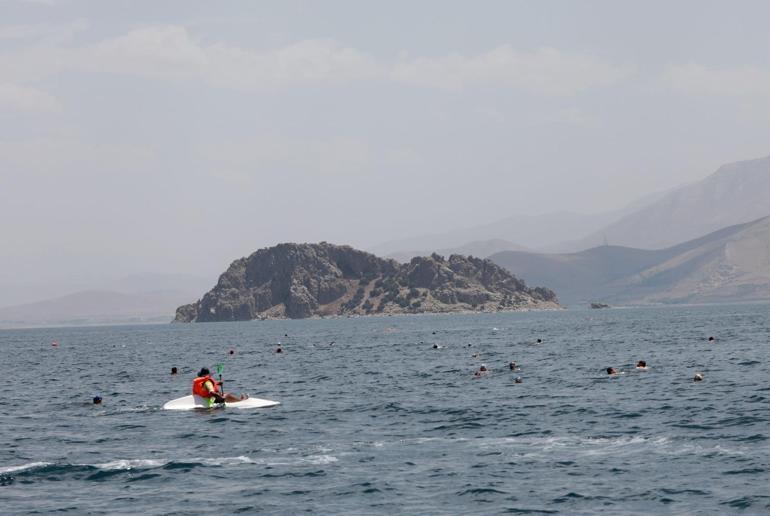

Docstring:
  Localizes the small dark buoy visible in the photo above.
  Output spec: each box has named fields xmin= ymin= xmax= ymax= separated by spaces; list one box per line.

xmin=229 ymin=349 xmax=234 ymax=355
xmin=284 ymin=333 xmax=288 ymax=337
xmin=170 ymin=367 xmax=177 ymax=375
xmin=432 ymin=331 xmax=436 ymax=335
xmin=93 ymin=396 xmax=102 ymax=404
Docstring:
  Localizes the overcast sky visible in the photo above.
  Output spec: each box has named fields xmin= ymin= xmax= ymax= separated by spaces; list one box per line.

xmin=2 ymin=0 xmax=770 ymax=295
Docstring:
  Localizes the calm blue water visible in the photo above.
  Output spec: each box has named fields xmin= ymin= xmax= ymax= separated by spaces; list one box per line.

xmin=2 ymin=304 xmax=769 ymax=514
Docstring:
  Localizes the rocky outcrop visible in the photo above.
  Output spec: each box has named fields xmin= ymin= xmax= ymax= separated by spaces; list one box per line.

xmin=174 ymin=243 xmax=559 ymax=322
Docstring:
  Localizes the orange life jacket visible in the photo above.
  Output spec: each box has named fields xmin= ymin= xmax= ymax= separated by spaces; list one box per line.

xmin=192 ymin=375 xmax=220 ymax=398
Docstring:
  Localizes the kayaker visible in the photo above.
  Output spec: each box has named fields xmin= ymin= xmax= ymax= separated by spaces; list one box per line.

xmin=192 ymin=367 xmax=248 ymax=405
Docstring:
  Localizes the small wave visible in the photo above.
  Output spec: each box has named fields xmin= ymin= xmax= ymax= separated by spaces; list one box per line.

xmin=1 ymin=454 xmax=338 ymax=478
xmin=95 ymin=459 xmax=167 ymax=470
xmin=0 ymin=461 xmax=52 ymax=474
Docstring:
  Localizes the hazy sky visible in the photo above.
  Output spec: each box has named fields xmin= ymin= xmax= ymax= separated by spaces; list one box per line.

xmin=3 ymin=0 xmax=770 ymax=293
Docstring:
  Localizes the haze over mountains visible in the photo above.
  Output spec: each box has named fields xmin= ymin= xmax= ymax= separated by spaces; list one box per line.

xmin=491 ymin=216 xmax=770 ymax=306
xmin=566 ymin=155 xmax=770 ymax=251
xmin=3 ymin=154 xmax=770 ymax=327
xmin=375 ymin=155 xmax=770 ymax=258
xmin=0 ymin=273 xmax=214 ymax=328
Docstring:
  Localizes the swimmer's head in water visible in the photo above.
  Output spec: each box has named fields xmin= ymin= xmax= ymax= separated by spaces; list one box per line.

xmin=198 ymin=367 xmax=210 ymax=377
xmin=509 ymin=362 xmax=517 ymax=370
xmin=537 ymin=339 xmax=542 ymax=343
xmin=636 ymin=361 xmax=646 ymax=368
xmin=708 ymin=336 xmax=715 ymax=341
xmin=93 ymin=396 xmax=102 ymax=404
xmin=432 ymin=344 xmax=438 ymax=349
xmin=171 ymin=367 xmax=178 ymax=374
xmin=479 ymin=364 xmax=487 ymax=372
xmin=514 ymin=377 xmax=523 ymax=383
xmin=607 ymin=367 xmax=616 ymax=375
xmin=693 ymin=373 xmax=704 ymax=382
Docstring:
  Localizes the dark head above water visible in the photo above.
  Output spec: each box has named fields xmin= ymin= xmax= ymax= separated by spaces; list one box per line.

xmin=607 ymin=367 xmax=617 ymax=375
xmin=93 ymin=396 xmax=102 ymax=404
xmin=198 ymin=367 xmax=210 ymax=377
xmin=171 ymin=367 xmax=177 ymax=375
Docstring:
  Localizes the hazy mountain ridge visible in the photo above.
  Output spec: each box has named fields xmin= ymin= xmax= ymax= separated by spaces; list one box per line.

xmin=566 ymin=155 xmax=770 ymax=250
xmin=490 ymin=216 xmax=770 ymax=305
xmin=175 ymin=242 xmax=559 ymax=322
xmin=0 ymin=289 xmax=199 ymax=328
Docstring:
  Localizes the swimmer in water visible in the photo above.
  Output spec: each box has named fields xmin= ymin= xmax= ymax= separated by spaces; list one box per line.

xmin=536 ymin=338 xmax=542 ymax=344
xmin=93 ymin=396 xmax=102 ymax=404
xmin=474 ymin=364 xmax=489 ymax=377
xmin=708 ymin=336 xmax=715 ymax=342
xmin=635 ymin=360 xmax=647 ymax=370
xmin=514 ymin=377 xmax=523 ymax=384
xmin=432 ymin=343 xmax=440 ymax=349
xmin=607 ymin=367 xmax=619 ymax=375
xmin=276 ymin=346 xmax=283 ymax=353
xmin=509 ymin=362 xmax=519 ymax=371
xmin=693 ymin=372 xmax=704 ymax=382
xmin=171 ymin=367 xmax=178 ymax=375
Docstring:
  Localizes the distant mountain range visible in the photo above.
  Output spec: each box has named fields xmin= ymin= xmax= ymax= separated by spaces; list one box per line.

xmin=565 ymin=155 xmax=770 ymax=251
xmin=371 ymin=210 xmax=625 ymax=258
xmin=490 ymin=216 xmax=770 ymax=306
xmin=374 ymin=155 xmax=770 ymax=259
xmin=0 ymin=289 xmax=201 ymax=328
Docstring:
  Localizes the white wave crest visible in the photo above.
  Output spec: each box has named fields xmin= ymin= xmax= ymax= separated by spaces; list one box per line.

xmin=0 ymin=461 xmax=51 ymax=474
xmin=94 ymin=459 xmax=167 ymax=470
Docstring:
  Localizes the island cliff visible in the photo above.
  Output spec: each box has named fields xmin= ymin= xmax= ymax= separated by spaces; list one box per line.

xmin=174 ymin=243 xmax=559 ymax=322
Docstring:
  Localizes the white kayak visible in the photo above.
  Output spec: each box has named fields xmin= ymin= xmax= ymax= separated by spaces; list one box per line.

xmin=163 ymin=395 xmax=280 ymax=411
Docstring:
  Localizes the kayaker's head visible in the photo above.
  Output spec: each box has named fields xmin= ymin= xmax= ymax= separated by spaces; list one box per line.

xmin=197 ymin=367 xmax=210 ymax=377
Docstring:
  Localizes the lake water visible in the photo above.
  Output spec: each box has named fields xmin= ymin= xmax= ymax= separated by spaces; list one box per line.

xmin=1 ymin=304 xmax=769 ymax=514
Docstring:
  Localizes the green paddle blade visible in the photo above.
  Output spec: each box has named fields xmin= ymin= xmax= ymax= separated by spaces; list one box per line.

xmin=215 ymin=363 xmax=224 ymax=375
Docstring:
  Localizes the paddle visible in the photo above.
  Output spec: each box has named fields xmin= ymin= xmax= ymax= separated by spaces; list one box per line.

xmin=215 ymin=362 xmax=224 ymax=398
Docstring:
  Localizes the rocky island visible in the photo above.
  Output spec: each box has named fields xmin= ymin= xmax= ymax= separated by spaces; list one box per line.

xmin=174 ymin=243 xmax=559 ymax=322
